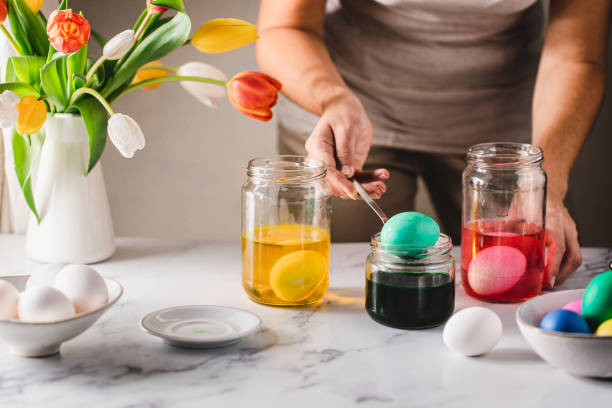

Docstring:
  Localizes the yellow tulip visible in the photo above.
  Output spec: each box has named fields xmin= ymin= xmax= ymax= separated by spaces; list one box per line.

xmin=192 ymin=18 xmax=258 ymax=54
xmin=16 ymin=96 xmax=46 ymax=135
xmin=132 ymin=61 xmax=168 ymax=90
xmin=25 ymin=0 xmax=44 ymax=13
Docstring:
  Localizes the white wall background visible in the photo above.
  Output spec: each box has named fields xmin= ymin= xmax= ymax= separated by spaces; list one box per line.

xmin=68 ymin=0 xmax=611 ymax=245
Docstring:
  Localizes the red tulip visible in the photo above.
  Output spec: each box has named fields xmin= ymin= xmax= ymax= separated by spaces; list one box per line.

xmin=0 ymin=1 xmax=7 ymax=24
xmin=227 ymin=71 xmax=282 ymax=122
xmin=146 ymin=0 xmax=167 ymax=14
xmin=46 ymin=9 xmax=90 ymax=53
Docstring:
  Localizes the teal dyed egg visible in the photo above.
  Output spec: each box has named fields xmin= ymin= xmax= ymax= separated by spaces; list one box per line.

xmin=381 ymin=212 xmax=440 ymax=247
xmin=582 ymin=270 xmax=612 ymax=326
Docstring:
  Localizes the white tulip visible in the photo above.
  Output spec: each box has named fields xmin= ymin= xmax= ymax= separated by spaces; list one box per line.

xmin=0 ymin=90 xmax=20 ymax=128
xmin=178 ymin=62 xmax=227 ymax=108
xmin=107 ymin=113 xmax=145 ymax=158
xmin=103 ymin=29 xmax=136 ymax=60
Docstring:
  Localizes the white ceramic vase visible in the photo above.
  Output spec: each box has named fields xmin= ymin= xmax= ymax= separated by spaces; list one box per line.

xmin=25 ymin=114 xmax=115 ymax=264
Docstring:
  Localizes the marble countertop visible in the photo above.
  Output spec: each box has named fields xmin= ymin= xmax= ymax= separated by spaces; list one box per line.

xmin=0 ymin=235 xmax=611 ymax=407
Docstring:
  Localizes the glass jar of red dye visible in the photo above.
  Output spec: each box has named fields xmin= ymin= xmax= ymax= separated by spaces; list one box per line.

xmin=462 ymin=143 xmax=546 ymax=302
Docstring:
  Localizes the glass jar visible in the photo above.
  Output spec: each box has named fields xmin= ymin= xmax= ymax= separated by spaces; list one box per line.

xmin=365 ymin=233 xmax=455 ymax=329
xmin=242 ymin=156 xmax=331 ymax=306
xmin=461 ymin=142 xmax=546 ymax=302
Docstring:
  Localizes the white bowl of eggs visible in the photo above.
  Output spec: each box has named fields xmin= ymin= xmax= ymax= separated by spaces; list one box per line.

xmin=516 ymin=287 xmax=612 ymax=378
xmin=0 ymin=264 xmax=122 ymax=357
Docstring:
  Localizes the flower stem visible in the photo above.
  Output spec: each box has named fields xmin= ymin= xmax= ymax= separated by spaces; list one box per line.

xmin=134 ymin=11 xmax=153 ymax=40
xmin=85 ymin=56 xmax=106 ymax=86
xmin=69 ymin=87 xmax=115 ymax=116
xmin=111 ymin=75 xmax=227 ymax=103
xmin=0 ymin=25 xmax=24 ymax=56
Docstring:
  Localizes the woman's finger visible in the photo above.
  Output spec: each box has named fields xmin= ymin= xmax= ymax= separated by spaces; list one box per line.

xmin=557 ymin=220 xmax=582 ymax=284
xmin=358 ymin=180 xmax=386 ymax=199
xmin=544 ymin=225 xmax=565 ymax=288
xmin=326 ymin=167 xmax=357 ymax=199
xmin=305 ymin=120 xmax=336 ymax=169
xmin=354 ymin=168 xmax=389 ymax=183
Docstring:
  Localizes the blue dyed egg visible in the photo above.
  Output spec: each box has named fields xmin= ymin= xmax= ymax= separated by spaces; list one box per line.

xmin=381 ymin=212 xmax=440 ymax=247
xmin=539 ymin=309 xmax=591 ymax=334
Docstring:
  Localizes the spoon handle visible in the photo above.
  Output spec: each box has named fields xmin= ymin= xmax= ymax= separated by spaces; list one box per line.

xmin=352 ymin=179 xmax=389 ymax=224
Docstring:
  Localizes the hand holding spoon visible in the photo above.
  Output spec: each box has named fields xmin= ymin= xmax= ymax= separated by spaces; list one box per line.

xmin=352 ymin=179 xmax=388 ymax=224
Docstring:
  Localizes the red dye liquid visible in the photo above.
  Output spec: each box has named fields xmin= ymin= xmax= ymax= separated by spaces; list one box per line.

xmin=461 ymin=220 xmax=545 ymax=302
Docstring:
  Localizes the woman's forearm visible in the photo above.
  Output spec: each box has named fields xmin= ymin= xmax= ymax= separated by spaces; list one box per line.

xmin=256 ymin=0 xmax=352 ymax=116
xmin=532 ymin=61 xmax=606 ymax=200
xmin=532 ymin=0 xmax=611 ymax=200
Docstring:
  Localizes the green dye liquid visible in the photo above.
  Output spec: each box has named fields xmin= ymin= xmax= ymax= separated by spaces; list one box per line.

xmin=366 ymin=272 xmax=454 ymax=329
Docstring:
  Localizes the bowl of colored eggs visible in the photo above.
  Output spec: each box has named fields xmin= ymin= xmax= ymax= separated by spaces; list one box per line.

xmin=0 ymin=264 xmax=122 ymax=357
xmin=516 ymin=270 xmax=612 ymax=377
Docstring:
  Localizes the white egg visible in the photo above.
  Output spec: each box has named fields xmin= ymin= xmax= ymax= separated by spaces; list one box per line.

xmin=443 ymin=306 xmax=502 ymax=356
xmin=0 ymin=280 xmax=19 ymax=319
xmin=25 ymin=263 xmax=68 ymax=290
xmin=54 ymin=264 xmax=108 ymax=314
xmin=18 ymin=286 xmax=75 ymax=322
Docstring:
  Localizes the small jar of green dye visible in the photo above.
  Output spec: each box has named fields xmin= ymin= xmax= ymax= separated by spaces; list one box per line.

xmin=366 ymin=233 xmax=455 ymax=329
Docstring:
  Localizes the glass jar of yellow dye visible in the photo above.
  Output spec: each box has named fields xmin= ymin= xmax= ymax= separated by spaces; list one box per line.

xmin=242 ymin=156 xmax=331 ymax=306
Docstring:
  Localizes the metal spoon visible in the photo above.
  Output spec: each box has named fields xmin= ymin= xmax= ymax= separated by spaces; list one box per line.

xmin=352 ymin=179 xmax=388 ymax=224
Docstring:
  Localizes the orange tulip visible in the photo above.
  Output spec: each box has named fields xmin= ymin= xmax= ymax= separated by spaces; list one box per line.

xmin=146 ymin=0 xmax=167 ymax=14
xmin=46 ymin=9 xmax=90 ymax=53
xmin=227 ymin=71 xmax=281 ymax=122
xmin=0 ymin=1 xmax=7 ymax=24
xmin=131 ymin=61 xmax=168 ymax=90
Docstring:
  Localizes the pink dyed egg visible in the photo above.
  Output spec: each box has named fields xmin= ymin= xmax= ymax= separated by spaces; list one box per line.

xmin=468 ymin=246 xmax=527 ymax=296
xmin=562 ymin=299 xmax=582 ymax=315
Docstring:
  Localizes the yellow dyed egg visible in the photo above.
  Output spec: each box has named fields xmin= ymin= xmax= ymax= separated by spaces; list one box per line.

xmin=596 ymin=318 xmax=612 ymax=336
xmin=269 ymin=250 xmax=327 ymax=302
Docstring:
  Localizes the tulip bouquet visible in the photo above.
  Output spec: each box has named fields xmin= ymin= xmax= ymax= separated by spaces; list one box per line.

xmin=0 ymin=0 xmax=281 ymax=222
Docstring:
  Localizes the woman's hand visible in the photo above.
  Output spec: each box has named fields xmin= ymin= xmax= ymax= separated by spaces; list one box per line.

xmin=544 ymin=195 xmax=582 ymax=288
xmin=305 ymin=92 xmax=389 ymax=199
xmin=257 ymin=1 xmax=388 ymax=199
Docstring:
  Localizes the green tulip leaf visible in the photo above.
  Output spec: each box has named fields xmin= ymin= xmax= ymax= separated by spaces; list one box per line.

xmin=150 ymin=0 xmax=186 ymax=13
xmin=119 ymin=14 xmax=161 ymax=66
xmin=8 ymin=7 xmax=33 ymax=56
xmin=144 ymin=17 xmax=171 ymax=36
xmin=8 ymin=0 xmax=49 ymax=57
xmin=37 ymin=11 xmax=47 ymax=26
xmin=72 ymin=96 xmax=110 ymax=174
xmin=6 ymin=56 xmax=45 ymax=92
xmin=0 ymin=82 xmax=40 ymax=98
xmin=72 ymin=73 xmax=87 ymax=90
xmin=101 ymin=12 xmax=191 ymax=99
xmin=67 ymin=42 xmax=88 ymax=94
xmin=41 ymin=54 xmax=69 ymax=111
xmin=11 ymin=127 xmax=45 ymax=224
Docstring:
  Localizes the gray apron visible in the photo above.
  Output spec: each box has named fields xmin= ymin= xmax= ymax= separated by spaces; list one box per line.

xmin=277 ymin=0 xmax=544 ymax=154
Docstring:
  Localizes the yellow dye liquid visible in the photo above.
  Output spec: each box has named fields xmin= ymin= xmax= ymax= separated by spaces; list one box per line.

xmin=242 ymin=224 xmax=330 ymax=306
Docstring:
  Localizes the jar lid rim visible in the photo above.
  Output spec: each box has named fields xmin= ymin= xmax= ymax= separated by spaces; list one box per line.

xmin=466 ymin=142 xmax=543 ymax=167
xmin=371 ymin=232 xmax=452 ymax=256
xmin=247 ymin=155 xmax=326 ymax=181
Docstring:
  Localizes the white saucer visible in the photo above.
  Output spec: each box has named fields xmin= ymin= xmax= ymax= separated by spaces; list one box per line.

xmin=140 ymin=306 xmax=262 ymax=349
